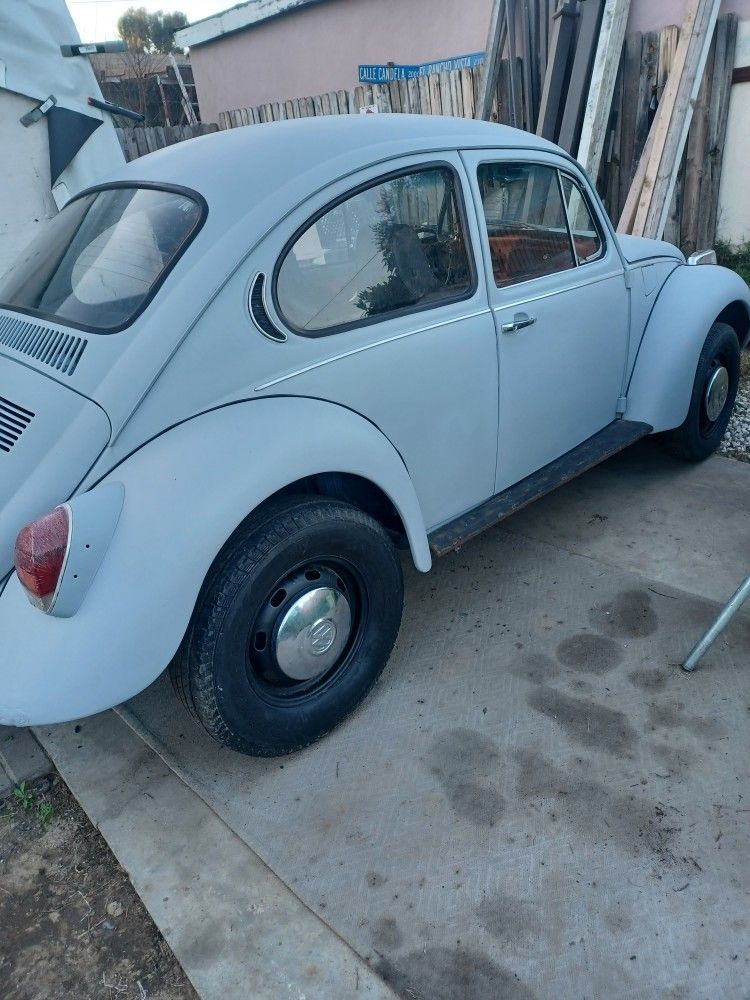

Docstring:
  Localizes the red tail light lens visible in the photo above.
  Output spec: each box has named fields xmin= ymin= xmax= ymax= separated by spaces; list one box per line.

xmin=14 ymin=506 xmax=70 ymax=612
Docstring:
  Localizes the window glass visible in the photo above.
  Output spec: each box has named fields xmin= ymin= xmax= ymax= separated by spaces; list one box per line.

xmin=560 ymin=175 xmax=603 ymax=264
xmin=0 ymin=187 xmax=202 ymax=331
xmin=477 ymin=163 xmax=575 ymax=288
xmin=275 ymin=167 xmax=472 ymax=333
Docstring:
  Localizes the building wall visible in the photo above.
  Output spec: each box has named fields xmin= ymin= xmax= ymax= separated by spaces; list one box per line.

xmin=189 ymin=0 xmax=490 ymax=123
xmin=717 ymin=20 xmax=750 ymax=244
xmin=627 ymin=0 xmax=750 ymax=32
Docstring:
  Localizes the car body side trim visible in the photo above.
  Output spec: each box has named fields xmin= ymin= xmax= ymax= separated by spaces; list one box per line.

xmin=491 ymin=269 xmax=625 ymax=312
xmin=253 ymin=307 xmax=492 ymax=391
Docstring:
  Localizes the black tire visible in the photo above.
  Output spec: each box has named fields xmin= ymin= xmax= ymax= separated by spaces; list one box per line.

xmin=171 ymin=495 xmax=404 ymax=756
xmin=661 ymin=322 xmax=740 ymax=462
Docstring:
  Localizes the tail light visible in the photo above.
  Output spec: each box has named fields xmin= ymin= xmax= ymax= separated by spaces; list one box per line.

xmin=14 ymin=506 xmax=70 ymax=612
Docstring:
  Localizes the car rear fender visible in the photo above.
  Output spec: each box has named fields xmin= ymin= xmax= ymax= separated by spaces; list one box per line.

xmin=0 ymin=397 xmax=429 ymax=726
xmin=625 ymin=264 xmax=750 ymax=431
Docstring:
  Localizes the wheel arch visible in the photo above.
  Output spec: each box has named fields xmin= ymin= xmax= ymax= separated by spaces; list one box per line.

xmin=625 ymin=265 xmax=750 ymax=432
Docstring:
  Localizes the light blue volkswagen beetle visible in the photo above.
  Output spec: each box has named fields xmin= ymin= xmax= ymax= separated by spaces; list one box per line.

xmin=0 ymin=115 xmax=747 ymax=756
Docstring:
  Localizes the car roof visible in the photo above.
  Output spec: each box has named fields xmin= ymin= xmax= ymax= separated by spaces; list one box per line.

xmin=109 ymin=114 xmax=564 ymax=210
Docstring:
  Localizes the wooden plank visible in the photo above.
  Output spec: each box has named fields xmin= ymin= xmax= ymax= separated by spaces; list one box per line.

xmin=633 ymin=0 xmax=721 ymax=239
xmin=700 ymin=14 xmax=738 ymax=248
xmin=428 ymin=73 xmax=441 ymax=115
xmin=460 ymin=66 xmax=476 ymax=119
xmin=476 ymin=0 xmax=508 ymax=120
xmin=399 ymin=78 xmax=412 ymax=113
xmin=353 ymin=85 xmax=365 ymax=111
xmin=416 ymin=76 xmax=432 ymax=115
xmin=680 ymin=28 xmax=714 ymax=254
xmin=439 ymin=70 xmax=452 ymax=116
xmin=558 ymin=0 xmax=605 ymax=153
xmin=577 ymin=0 xmax=632 ymax=177
xmin=617 ymin=32 xmax=643 ymax=212
xmin=312 ymin=94 xmax=325 ymax=116
xmin=602 ymin=54 xmax=624 ymax=218
xmin=537 ymin=0 xmax=579 ymax=140
xmin=429 ymin=421 xmax=652 ymax=557
xmin=388 ymin=80 xmax=402 ymax=113
xmin=449 ymin=68 xmax=463 ymax=118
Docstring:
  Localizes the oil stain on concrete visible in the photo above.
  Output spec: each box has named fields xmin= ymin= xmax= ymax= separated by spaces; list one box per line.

xmin=526 ymin=687 xmax=638 ymax=757
xmin=556 ymin=633 xmax=623 ymax=674
xmin=589 ymin=589 xmax=659 ymax=638
xmin=428 ymin=729 xmax=505 ymax=827
xmin=375 ymin=946 xmax=536 ymax=1000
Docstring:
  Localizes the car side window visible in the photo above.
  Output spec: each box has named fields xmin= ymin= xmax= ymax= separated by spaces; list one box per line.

xmin=559 ymin=174 xmax=604 ymax=264
xmin=477 ymin=162 xmax=576 ymax=288
xmin=274 ymin=167 xmax=472 ymax=334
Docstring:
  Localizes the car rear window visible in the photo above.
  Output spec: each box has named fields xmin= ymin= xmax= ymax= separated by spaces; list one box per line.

xmin=0 ymin=185 xmax=203 ymax=332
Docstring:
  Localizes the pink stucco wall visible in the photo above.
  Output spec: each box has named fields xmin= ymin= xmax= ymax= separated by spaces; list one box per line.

xmin=627 ymin=0 xmax=750 ymax=32
xmin=190 ymin=0 xmax=750 ymax=124
xmin=189 ymin=0 xmax=490 ymax=122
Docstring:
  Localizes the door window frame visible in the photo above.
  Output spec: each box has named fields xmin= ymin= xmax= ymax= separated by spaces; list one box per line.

xmin=475 ymin=159 xmax=608 ymax=294
xmin=271 ymin=160 xmax=479 ymax=338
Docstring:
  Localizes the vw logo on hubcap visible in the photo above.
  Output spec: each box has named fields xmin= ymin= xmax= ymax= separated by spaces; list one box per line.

xmin=308 ymin=618 xmax=337 ymax=655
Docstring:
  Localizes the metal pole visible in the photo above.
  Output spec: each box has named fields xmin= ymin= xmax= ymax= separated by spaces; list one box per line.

xmin=682 ymin=573 xmax=750 ymax=672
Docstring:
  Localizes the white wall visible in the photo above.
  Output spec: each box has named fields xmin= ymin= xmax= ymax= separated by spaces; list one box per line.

xmin=717 ymin=21 xmax=750 ymax=245
xmin=0 ymin=92 xmax=59 ymax=277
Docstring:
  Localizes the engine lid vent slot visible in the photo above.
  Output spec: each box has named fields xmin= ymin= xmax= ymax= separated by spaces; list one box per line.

xmin=0 ymin=314 xmax=87 ymax=375
xmin=0 ymin=395 xmax=34 ymax=453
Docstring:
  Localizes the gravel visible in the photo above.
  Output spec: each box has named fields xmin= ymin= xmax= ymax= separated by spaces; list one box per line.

xmin=719 ymin=352 xmax=750 ymax=463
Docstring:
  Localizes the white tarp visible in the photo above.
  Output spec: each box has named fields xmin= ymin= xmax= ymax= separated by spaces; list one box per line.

xmin=0 ymin=0 xmax=125 ymax=274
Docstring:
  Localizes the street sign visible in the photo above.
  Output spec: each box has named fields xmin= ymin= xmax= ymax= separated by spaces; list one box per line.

xmin=358 ymin=51 xmax=484 ymax=85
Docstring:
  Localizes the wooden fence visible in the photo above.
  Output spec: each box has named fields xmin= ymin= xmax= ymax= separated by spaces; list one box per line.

xmin=214 ymin=15 xmax=737 ymax=256
xmin=115 ymin=123 xmax=218 ymax=161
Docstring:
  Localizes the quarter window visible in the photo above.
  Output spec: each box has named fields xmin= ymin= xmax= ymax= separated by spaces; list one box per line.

xmin=478 ymin=162 xmax=576 ymax=288
xmin=275 ymin=167 xmax=472 ymax=334
xmin=560 ymin=175 xmax=603 ymax=264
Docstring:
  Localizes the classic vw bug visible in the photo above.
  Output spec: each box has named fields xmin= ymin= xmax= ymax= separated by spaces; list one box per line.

xmin=0 ymin=115 xmax=748 ymax=756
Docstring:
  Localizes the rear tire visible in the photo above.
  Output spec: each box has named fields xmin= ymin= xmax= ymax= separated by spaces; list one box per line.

xmin=171 ymin=495 xmax=404 ymax=756
xmin=661 ymin=322 xmax=740 ymax=462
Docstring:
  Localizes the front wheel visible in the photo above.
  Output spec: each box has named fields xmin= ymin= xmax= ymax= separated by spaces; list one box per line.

xmin=661 ymin=322 xmax=740 ymax=462
xmin=171 ymin=496 xmax=404 ymax=756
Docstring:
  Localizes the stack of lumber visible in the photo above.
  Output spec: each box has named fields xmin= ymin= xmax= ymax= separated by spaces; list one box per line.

xmin=477 ymin=0 xmax=734 ymax=243
xmin=616 ymin=0 xmax=721 ymax=238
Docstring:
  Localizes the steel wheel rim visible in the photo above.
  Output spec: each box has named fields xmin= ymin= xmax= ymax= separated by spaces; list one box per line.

xmin=700 ymin=354 xmax=731 ymax=437
xmin=246 ymin=559 xmax=366 ymax=704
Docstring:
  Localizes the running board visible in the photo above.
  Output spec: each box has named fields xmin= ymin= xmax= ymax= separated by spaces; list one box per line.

xmin=429 ymin=420 xmax=652 ymax=557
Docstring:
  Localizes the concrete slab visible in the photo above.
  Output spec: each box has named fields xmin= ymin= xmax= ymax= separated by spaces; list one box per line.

xmin=37 ymin=710 xmax=397 ymax=1000
xmin=121 ymin=527 xmax=750 ymax=1000
xmin=503 ymin=441 xmax=750 ymax=605
xmin=36 ymin=445 xmax=750 ymax=1000
xmin=0 ymin=725 xmax=52 ymax=795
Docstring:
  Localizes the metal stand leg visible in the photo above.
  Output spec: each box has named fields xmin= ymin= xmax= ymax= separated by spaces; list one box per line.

xmin=682 ymin=574 xmax=750 ymax=672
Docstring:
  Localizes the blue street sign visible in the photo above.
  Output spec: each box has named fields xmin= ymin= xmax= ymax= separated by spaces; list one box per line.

xmin=358 ymin=51 xmax=485 ymax=85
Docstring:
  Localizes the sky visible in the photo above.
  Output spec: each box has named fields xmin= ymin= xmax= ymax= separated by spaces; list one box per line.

xmin=66 ymin=0 xmax=228 ymax=42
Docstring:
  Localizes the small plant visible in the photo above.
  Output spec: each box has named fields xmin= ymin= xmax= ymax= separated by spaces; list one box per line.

xmin=715 ymin=239 xmax=750 ymax=286
xmin=37 ymin=801 xmax=54 ymax=827
xmin=12 ymin=780 xmax=33 ymax=810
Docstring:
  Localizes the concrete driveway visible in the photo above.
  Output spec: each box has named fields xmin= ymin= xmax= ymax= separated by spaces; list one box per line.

xmin=37 ymin=442 xmax=750 ymax=1000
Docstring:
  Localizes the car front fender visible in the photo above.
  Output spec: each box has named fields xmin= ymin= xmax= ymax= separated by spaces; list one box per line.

xmin=625 ymin=264 xmax=750 ymax=431
xmin=0 ymin=397 xmax=430 ymax=726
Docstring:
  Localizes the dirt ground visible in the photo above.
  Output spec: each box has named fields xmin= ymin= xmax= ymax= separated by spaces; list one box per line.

xmin=0 ymin=774 xmax=197 ymax=1000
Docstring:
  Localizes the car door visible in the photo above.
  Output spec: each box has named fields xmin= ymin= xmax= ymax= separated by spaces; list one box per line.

xmin=254 ymin=152 xmax=499 ymax=531
xmin=461 ymin=149 xmax=630 ymax=494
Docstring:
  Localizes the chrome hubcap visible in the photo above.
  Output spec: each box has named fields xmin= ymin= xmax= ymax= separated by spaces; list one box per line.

xmin=275 ymin=586 xmax=352 ymax=681
xmin=705 ymin=365 xmax=729 ymax=423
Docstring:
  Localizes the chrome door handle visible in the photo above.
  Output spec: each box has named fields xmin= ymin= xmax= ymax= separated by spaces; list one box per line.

xmin=501 ymin=312 xmax=537 ymax=334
